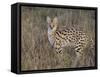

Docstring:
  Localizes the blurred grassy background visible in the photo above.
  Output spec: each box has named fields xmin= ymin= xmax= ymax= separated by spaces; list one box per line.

xmin=21 ymin=6 xmax=96 ymax=71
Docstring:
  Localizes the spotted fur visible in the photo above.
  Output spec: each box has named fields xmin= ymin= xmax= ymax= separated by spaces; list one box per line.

xmin=47 ymin=16 xmax=89 ymax=66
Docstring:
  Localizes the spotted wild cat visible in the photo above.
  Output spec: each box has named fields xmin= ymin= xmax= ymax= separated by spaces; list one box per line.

xmin=47 ymin=16 xmax=91 ymax=66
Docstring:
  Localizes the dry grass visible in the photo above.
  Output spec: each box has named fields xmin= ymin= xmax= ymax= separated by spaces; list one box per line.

xmin=21 ymin=6 xmax=96 ymax=70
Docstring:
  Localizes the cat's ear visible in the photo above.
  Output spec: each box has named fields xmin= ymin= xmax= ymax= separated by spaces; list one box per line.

xmin=53 ymin=17 xmax=58 ymax=25
xmin=47 ymin=16 xmax=51 ymax=24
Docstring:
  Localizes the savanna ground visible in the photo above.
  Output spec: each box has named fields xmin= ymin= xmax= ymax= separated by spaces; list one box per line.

xmin=21 ymin=6 xmax=96 ymax=71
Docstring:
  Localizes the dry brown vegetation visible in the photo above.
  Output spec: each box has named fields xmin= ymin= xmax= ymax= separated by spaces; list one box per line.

xmin=21 ymin=6 xmax=96 ymax=70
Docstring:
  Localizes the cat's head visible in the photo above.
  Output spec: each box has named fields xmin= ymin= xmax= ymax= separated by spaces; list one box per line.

xmin=47 ymin=16 xmax=58 ymax=30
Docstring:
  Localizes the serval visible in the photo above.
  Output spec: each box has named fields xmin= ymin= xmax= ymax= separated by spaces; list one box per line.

xmin=47 ymin=16 xmax=91 ymax=67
